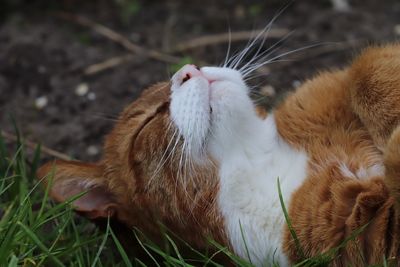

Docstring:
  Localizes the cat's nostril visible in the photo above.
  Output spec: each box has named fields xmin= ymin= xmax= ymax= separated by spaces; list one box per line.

xmin=178 ymin=64 xmax=204 ymax=86
xmin=182 ymin=73 xmax=191 ymax=84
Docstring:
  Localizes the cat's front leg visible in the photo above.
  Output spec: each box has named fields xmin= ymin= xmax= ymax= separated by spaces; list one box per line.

xmin=349 ymin=44 xmax=400 ymax=150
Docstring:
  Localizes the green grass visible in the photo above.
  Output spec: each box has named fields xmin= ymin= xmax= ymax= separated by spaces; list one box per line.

xmin=0 ymin=131 xmax=246 ymax=266
xmin=0 ymin=131 xmax=391 ymax=266
xmin=0 ymin=133 xmax=120 ymax=266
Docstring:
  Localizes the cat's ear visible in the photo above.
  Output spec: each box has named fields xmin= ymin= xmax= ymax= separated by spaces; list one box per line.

xmin=37 ymin=160 xmax=118 ymax=219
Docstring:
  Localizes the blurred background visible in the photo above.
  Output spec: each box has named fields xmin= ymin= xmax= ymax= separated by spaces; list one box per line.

xmin=0 ymin=0 xmax=399 ymax=162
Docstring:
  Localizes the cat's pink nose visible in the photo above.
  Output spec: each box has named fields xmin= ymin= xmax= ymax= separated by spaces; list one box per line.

xmin=180 ymin=64 xmax=203 ymax=85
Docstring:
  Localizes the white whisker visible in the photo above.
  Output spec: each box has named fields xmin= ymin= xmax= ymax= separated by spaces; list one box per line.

xmin=147 ymin=123 xmax=179 ymax=188
xmin=223 ymin=26 xmax=232 ymax=68
xmin=243 ymin=43 xmax=326 ymax=79
xmin=239 ymin=30 xmax=295 ymax=77
xmin=225 ymin=3 xmax=292 ymax=70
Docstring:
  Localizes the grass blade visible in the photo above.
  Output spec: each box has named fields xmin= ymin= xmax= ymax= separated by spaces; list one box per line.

xmin=109 ymin=227 xmax=133 ymax=267
xmin=239 ymin=220 xmax=253 ymax=265
xmin=17 ymin=221 xmax=65 ymax=267
xmin=277 ymin=177 xmax=305 ymax=260
xmin=90 ymin=217 xmax=110 ymax=267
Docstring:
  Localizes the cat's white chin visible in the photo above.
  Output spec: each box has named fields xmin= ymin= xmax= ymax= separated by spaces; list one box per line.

xmin=170 ymin=68 xmax=211 ymax=159
xmin=170 ymin=65 xmax=255 ymax=161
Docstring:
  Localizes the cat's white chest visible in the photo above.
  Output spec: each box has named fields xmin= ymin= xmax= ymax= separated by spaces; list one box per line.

xmin=216 ymin=115 xmax=308 ymax=266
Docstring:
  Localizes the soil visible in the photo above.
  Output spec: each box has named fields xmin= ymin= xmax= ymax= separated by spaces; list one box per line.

xmin=1 ymin=0 xmax=399 ymax=162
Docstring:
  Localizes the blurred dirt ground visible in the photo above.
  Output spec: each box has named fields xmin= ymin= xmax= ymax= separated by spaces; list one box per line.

xmin=0 ymin=0 xmax=399 ymax=162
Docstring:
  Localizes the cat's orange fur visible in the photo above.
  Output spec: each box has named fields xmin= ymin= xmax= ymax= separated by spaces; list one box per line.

xmin=38 ymin=44 xmax=400 ymax=265
xmin=276 ymin=44 xmax=400 ymax=265
xmin=38 ymin=84 xmax=228 ymax=253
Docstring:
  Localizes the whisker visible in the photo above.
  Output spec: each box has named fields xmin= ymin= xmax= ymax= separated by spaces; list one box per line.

xmin=242 ymin=59 xmax=295 ymax=82
xmin=226 ymin=2 xmax=292 ymax=70
xmin=225 ymin=28 xmax=259 ymax=69
xmin=239 ymin=30 xmax=295 ymax=77
xmin=148 ymin=124 xmax=178 ymax=186
xmin=87 ymin=112 xmax=120 ymax=122
xmin=243 ymin=42 xmax=327 ymax=78
xmin=231 ymin=24 xmax=273 ymax=70
xmin=223 ymin=26 xmax=232 ymax=68
xmin=228 ymin=30 xmax=261 ymax=69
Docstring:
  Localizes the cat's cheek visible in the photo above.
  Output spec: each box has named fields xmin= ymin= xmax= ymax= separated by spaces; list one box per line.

xmin=210 ymin=82 xmax=239 ymax=113
xmin=209 ymin=82 xmax=254 ymax=126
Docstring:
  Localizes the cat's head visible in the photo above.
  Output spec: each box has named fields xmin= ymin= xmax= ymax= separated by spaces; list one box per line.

xmin=170 ymin=64 xmax=261 ymax=162
xmin=37 ymin=64 xmax=261 ymax=246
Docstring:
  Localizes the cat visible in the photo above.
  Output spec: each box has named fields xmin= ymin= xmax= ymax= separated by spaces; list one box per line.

xmin=37 ymin=43 xmax=400 ymax=266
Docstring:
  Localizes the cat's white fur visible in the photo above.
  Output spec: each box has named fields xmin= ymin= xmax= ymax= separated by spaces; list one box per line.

xmin=170 ymin=66 xmax=308 ymax=266
xmin=339 ymin=163 xmax=384 ymax=180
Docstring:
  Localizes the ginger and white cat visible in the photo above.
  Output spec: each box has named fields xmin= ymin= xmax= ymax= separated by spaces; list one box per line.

xmin=38 ymin=43 xmax=400 ymax=266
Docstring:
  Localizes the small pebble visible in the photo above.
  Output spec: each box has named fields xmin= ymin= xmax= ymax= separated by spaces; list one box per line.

xmin=87 ymin=145 xmax=100 ymax=156
xmin=234 ymin=5 xmax=245 ymax=19
xmin=331 ymin=0 xmax=350 ymax=11
xmin=35 ymin=96 xmax=48 ymax=109
xmin=87 ymin=92 xmax=96 ymax=101
xmin=259 ymin=85 xmax=275 ymax=97
xmin=394 ymin=25 xmax=400 ymax=36
xmin=75 ymin=83 xmax=89 ymax=96
xmin=37 ymin=65 xmax=47 ymax=74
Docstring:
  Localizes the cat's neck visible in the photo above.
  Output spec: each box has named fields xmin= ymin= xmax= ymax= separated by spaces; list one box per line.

xmin=214 ymin=112 xmax=309 ymax=265
xmin=208 ymin=112 xmax=280 ymax=164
